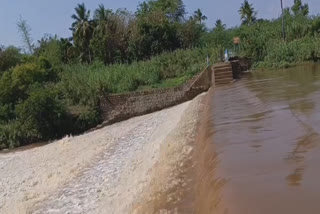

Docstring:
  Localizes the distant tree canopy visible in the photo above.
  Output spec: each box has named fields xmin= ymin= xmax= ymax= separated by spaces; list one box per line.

xmin=0 ymin=46 xmax=22 ymax=74
xmin=193 ymin=9 xmax=207 ymax=24
xmin=64 ymin=0 xmax=204 ymax=64
xmin=4 ymin=0 xmax=319 ymax=68
xmin=291 ymin=0 xmax=309 ymax=16
xmin=239 ymin=0 xmax=257 ymax=25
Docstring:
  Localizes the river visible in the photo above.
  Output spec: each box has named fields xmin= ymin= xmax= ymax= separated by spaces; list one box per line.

xmin=208 ymin=63 xmax=320 ymax=214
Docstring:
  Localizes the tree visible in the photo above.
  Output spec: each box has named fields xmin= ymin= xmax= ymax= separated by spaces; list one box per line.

xmin=291 ymin=0 xmax=309 ymax=16
xmin=59 ymin=37 xmax=75 ymax=64
xmin=193 ymin=9 xmax=207 ymax=24
xmin=71 ymin=3 xmax=94 ymax=63
xmin=178 ymin=18 xmax=203 ymax=48
xmin=136 ymin=0 xmax=185 ymax=22
xmin=239 ymin=0 xmax=257 ymax=25
xmin=154 ymin=0 xmax=185 ymax=22
xmin=0 ymin=46 xmax=22 ymax=73
xmin=91 ymin=6 xmax=133 ymax=64
xmin=129 ymin=10 xmax=180 ymax=60
xmin=17 ymin=17 xmax=34 ymax=54
xmin=91 ymin=5 xmax=113 ymax=64
xmin=210 ymin=20 xmax=229 ymax=59
xmin=34 ymin=34 xmax=64 ymax=67
xmin=215 ymin=19 xmax=226 ymax=31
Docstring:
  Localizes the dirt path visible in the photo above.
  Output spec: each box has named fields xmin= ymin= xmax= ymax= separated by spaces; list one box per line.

xmin=0 ymin=93 xmax=206 ymax=214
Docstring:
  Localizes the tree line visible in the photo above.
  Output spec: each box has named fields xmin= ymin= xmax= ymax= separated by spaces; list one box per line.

xmin=12 ymin=0 xmax=206 ymax=66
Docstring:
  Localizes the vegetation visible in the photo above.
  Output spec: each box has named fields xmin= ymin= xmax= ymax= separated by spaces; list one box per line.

xmin=17 ymin=16 xmax=34 ymax=54
xmin=202 ymin=0 xmax=320 ymax=68
xmin=0 ymin=46 xmax=22 ymax=75
xmin=1 ymin=0 xmax=320 ymax=149
xmin=238 ymin=0 xmax=257 ymax=25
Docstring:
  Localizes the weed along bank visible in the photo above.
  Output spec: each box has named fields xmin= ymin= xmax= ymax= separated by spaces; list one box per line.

xmin=99 ymin=66 xmax=213 ymax=125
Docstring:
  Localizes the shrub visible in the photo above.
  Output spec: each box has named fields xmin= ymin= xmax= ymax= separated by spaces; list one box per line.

xmin=0 ymin=46 xmax=22 ymax=74
xmin=256 ymin=37 xmax=320 ymax=69
xmin=0 ymin=83 xmax=71 ymax=149
xmin=59 ymin=48 xmax=210 ymax=107
xmin=0 ymin=121 xmax=23 ymax=149
xmin=15 ymin=87 xmax=70 ymax=142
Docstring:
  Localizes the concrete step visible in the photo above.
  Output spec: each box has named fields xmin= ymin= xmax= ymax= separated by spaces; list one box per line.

xmin=215 ymin=78 xmax=233 ymax=85
xmin=215 ymin=78 xmax=233 ymax=83
xmin=214 ymin=64 xmax=232 ymax=68
xmin=215 ymin=72 xmax=233 ymax=78
xmin=215 ymin=77 xmax=233 ymax=82
xmin=216 ymin=81 xmax=233 ymax=85
xmin=213 ymin=63 xmax=231 ymax=69
xmin=214 ymin=67 xmax=232 ymax=72
xmin=214 ymin=67 xmax=232 ymax=74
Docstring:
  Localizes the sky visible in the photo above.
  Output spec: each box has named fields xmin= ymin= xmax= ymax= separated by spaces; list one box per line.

xmin=0 ymin=0 xmax=319 ymax=47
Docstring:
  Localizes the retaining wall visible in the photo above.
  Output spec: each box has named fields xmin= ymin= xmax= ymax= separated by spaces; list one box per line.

xmin=99 ymin=66 xmax=213 ymax=125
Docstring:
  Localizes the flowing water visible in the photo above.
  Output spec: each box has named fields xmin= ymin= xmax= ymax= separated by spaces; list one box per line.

xmin=208 ymin=63 xmax=320 ymax=214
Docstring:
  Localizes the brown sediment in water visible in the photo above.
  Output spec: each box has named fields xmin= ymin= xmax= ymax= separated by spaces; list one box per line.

xmin=192 ymin=89 xmax=227 ymax=214
xmin=132 ymin=64 xmax=320 ymax=214
xmin=206 ymin=64 xmax=320 ymax=214
xmin=132 ymin=89 xmax=224 ymax=214
xmin=131 ymin=93 xmax=204 ymax=213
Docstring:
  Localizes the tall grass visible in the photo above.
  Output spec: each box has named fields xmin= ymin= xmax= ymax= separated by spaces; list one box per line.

xmin=59 ymin=48 xmax=214 ymax=107
xmin=255 ymin=37 xmax=320 ymax=69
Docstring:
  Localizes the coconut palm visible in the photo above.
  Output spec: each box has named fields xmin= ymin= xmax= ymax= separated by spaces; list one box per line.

xmin=193 ymin=9 xmax=207 ymax=24
xmin=94 ymin=4 xmax=113 ymax=22
xmin=239 ymin=0 xmax=257 ymax=25
xmin=71 ymin=3 xmax=93 ymax=63
xmin=291 ymin=0 xmax=309 ymax=16
xmin=91 ymin=4 xmax=115 ymax=64
xmin=215 ymin=19 xmax=226 ymax=31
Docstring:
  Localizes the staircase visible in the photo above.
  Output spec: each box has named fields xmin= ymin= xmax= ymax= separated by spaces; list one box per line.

xmin=213 ymin=63 xmax=233 ymax=85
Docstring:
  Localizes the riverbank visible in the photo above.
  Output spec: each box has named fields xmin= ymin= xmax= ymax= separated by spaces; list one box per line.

xmin=0 ymin=92 xmax=209 ymax=213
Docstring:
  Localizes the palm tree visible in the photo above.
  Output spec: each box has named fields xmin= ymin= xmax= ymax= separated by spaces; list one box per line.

xmin=291 ymin=0 xmax=309 ymax=16
xmin=94 ymin=4 xmax=113 ymax=22
xmin=71 ymin=3 xmax=93 ymax=63
xmin=91 ymin=4 xmax=115 ymax=64
xmin=215 ymin=19 xmax=226 ymax=31
xmin=238 ymin=0 xmax=257 ymax=25
xmin=193 ymin=9 xmax=207 ymax=24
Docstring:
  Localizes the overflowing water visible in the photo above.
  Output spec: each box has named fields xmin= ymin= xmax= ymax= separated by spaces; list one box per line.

xmin=208 ymin=63 xmax=320 ymax=214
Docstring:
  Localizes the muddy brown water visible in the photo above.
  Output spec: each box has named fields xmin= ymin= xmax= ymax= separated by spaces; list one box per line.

xmin=207 ymin=63 xmax=320 ymax=214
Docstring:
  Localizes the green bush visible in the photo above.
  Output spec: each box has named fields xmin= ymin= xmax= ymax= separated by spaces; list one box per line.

xmin=255 ymin=37 xmax=320 ymax=69
xmin=15 ymin=87 xmax=70 ymax=140
xmin=0 ymin=58 xmax=59 ymax=105
xmin=73 ymin=107 xmax=101 ymax=133
xmin=0 ymin=46 xmax=22 ymax=75
xmin=0 ymin=58 xmax=68 ymax=149
xmin=0 ymin=121 xmax=23 ymax=149
xmin=0 ymin=87 xmax=70 ymax=149
xmin=59 ymin=48 xmax=210 ymax=107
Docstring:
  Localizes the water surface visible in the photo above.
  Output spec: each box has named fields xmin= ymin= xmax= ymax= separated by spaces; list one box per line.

xmin=210 ymin=63 xmax=320 ymax=214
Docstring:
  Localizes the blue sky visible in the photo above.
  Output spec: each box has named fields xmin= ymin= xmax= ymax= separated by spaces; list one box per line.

xmin=1 ymin=0 xmax=319 ymax=47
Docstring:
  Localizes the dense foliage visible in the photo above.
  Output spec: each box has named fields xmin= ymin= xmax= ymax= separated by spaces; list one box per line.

xmin=1 ymin=0 xmax=320 ymax=149
xmin=203 ymin=0 xmax=320 ymax=68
